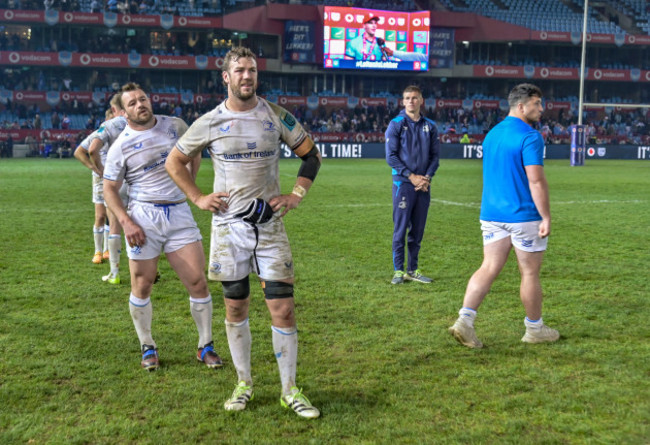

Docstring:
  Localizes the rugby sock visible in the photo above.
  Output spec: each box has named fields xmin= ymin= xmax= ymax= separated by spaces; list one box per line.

xmin=524 ymin=317 xmax=543 ymax=330
xmin=129 ymin=293 xmax=155 ymax=348
xmin=272 ymin=325 xmax=298 ymax=395
xmin=103 ymin=224 xmax=110 ymax=252
xmin=459 ymin=307 xmax=478 ymax=327
xmin=225 ymin=318 xmax=252 ymax=384
xmin=189 ymin=294 xmax=213 ymax=348
xmin=93 ymin=226 xmax=104 ymax=253
xmin=108 ymin=234 xmax=121 ymax=275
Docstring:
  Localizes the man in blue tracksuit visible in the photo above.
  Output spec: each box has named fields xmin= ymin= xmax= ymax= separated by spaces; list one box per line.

xmin=385 ymin=85 xmax=440 ymax=284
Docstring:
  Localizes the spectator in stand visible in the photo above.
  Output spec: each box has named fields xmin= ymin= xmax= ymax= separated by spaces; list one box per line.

xmin=51 ymin=111 xmax=61 ymax=129
xmin=61 ymin=114 xmax=71 ymax=129
xmin=90 ymin=0 xmax=101 ymax=12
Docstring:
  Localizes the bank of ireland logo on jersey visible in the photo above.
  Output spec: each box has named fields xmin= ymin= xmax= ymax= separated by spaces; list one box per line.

xmin=130 ymin=245 xmax=142 ymax=255
xmin=209 ymin=262 xmax=221 ymax=275
xmin=167 ymin=127 xmax=178 ymax=140
xmin=134 ymin=142 xmax=143 ymax=150
xmin=247 ymin=142 xmax=257 ymax=150
xmin=399 ymin=196 xmax=407 ymax=209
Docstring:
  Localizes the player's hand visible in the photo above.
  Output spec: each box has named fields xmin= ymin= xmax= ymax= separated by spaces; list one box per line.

xmin=195 ymin=192 xmax=229 ymax=214
xmin=269 ymin=194 xmax=301 ymax=217
xmin=384 ymin=46 xmax=394 ymax=57
xmin=123 ymin=220 xmax=146 ymax=248
xmin=538 ymin=218 xmax=551 ymax=238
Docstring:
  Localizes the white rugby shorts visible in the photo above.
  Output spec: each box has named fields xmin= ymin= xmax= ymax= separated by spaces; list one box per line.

xmin=92 ymin=175 xmax=104 ymax=204
xmin=208 ymin=219 xmax=294 ymax=282
xmin=480 ymin=220 xmax=548 ymax=252
xmin=125 ymin=201 xmax=202 ymax=260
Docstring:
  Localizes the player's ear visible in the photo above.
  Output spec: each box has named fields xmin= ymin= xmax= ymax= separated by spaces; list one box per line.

xmin=222 ymin=70 xmax=229 ymax=85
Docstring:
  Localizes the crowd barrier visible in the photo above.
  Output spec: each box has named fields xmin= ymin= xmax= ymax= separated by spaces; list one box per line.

xmin=5 ymin=142 xmax=650 ymax=160
xmin=280 ymin=143 xmax=650 ymax=160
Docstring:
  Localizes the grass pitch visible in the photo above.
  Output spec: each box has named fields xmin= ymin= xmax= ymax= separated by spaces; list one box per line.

xmin=0 ymin=158 xmax=649 ymax=444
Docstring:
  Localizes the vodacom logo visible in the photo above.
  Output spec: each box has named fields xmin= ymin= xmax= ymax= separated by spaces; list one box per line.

xmin=485 ymin=66 xmax=494 ymax=76
xmin=122 ymin=14 xmax=131 ymax=24
xmin=16 ymin=92 xmax=24 ymax=100
xmin=80 ymin=54 xmax=91 ymax=65
xmin=645 ymin=71 xmax=650 ymax=81
xmin=149 ymin=56 xmax=160 ymax=67
xmin=64 ymin=12 xmax=73 ymax=21
xmin=413 ymin=18 xmax=421 ymax=26
xmin=629 ymin=35 xmax=636 ymax=44
xmin=62 ymin=92 xmax=70 ymax=101
xmin=4 ymin=10 xmax=14 ymax=19
xmin=540 ymin=31 xmax=548 ymax=40
xmin=594 ymin=69 xmax=602 ymax=79
xmin=178 ymin=17 xmax=187 ymax=26
xmin=196 ymin=95 xmax=203 ymax=103
xmin=152 ymin=94 xmax=160 ymax=102
xmin=214 ymin=58 xmax=224 ymax=69
xmin=546 ymin=102 xmax=554 ymax=110
xmin=540 ymin=67 xmax=549 ymax=78
xmin=280 ymin=97 xmax=287 ymax=104
xmin=9 ymin=52 xmax=20 ymax=63
xmin=475 ymin=101 xmax=482 ymax=108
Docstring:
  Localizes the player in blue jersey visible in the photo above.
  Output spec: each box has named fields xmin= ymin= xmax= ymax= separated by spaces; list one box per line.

xmin=385 ymin=85 xmax=440 ymax=284
xmin=449 ymin=83 xmax=560 ymax=348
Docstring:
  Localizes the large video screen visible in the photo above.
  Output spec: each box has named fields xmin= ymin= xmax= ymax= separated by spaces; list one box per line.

xmin=323 ymin=6 xmax=430 ymax=72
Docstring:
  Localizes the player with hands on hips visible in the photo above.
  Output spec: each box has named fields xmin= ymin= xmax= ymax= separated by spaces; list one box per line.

xmin=165 ymin=47 xmax=321 ymax=419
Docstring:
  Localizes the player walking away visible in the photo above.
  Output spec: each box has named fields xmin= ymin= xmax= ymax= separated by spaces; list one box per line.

xmin=449 ymin=83 xmax=560 ymax=348
xmin=73 ymin=108 xmax=113 ymax=265
xmin=385 ymin=85 xmax=440 ymax=285
xmin=103 ymin=82 xmax=223 ymax=371
xmin=165 ymin=47 xmax=321 ymax=419
xmin=87 ymin=94 xmax=128 ymax=284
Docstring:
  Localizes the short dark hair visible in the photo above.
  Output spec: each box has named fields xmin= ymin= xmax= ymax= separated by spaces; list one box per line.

xmin=403 ymin=85 xmax=422 ymax=97
xmin=508 ymin=83 xmax=542 ymax=108
xmin=116 ymin=82 xmax=144 ymax=109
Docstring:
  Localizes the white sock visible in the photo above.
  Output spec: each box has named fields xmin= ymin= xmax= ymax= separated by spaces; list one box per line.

xmin=459 ymin=307 xmax=477 ymax=328
xmin=93 ymin=226 xmax=104 ymax=253
xmin=103 ymin=224 xmax=110 ymax=252
xmin=129 ymin=293 xmax=155 ymax=348
xmin=108 ymin=234 xmax=121 ymax=275
xmin=225 ymin=318 xmax=252 ymax=385
xmin=272 ymin=325 xmax=298 ymax=395
xmin=190 ymin=295 xmax=213 ymax=348
xmin=525 ymin=317 xmax=543 ymax=330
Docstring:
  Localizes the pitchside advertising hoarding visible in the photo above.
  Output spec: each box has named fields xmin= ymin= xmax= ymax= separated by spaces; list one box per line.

xmin=278 ymin=143 xmax=650 ymax=160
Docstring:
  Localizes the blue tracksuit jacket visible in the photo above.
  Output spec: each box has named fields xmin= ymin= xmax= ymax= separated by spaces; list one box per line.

xmin=385 ymin=110 xmax=440 ymax=183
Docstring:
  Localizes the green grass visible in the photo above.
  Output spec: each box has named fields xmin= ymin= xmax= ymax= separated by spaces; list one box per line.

xmin=0 ymin=158 xmax=649 ymax=444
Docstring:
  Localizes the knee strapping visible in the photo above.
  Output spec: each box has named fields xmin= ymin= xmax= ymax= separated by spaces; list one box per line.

xmin=263 ymin=281 xmax=294 ymax=300
xmin=222 ymin=277 xmax=250 ymax=300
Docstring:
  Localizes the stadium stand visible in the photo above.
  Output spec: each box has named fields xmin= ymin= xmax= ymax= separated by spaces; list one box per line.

xmin=1 ymin=0 xmax=649 ymax=151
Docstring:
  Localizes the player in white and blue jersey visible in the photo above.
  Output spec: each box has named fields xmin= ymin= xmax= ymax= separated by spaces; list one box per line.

xmin=103 ymin=82 xmax=222 ymax=372
xmin=166 ymin=47 xmax=321 ymax=419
